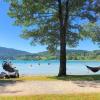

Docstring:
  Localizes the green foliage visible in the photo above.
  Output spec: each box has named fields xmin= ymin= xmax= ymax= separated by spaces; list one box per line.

xmin=80 ymin=23 xmax=100 ymax=45
xmin=6 ymin=0 xmax=100 ymax=52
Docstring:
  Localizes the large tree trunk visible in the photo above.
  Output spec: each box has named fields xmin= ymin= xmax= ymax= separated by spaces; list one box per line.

xmin=58 ymin=31 xmax=67 ymax=76
xmin=58 ymin=0 xmax=69 ymax=77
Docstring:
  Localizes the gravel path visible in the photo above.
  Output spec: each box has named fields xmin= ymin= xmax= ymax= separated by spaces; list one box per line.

xmin=0 ymin=80 xmax=100 ymax=95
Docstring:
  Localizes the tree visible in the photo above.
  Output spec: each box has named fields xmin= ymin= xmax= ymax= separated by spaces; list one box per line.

xmin=6 ymin=0 xmax=100 ymax=76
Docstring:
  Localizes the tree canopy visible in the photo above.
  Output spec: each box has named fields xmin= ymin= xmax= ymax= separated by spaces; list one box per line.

xmin=7 ymin=0 xmax=100 ymax=52
xmin=81 ymin=23 xmax=100 ymax=46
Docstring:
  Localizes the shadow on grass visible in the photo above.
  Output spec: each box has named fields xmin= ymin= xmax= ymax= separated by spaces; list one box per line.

xmin=0 ymin=79 xmax=24 ymax=94
xmin=47 ymin=75 xmax=100 ymax=81
xmin=0 ymin=79 xmax=23 ymax=86
xmin=73 ymin=80 xmax=100 ymax=88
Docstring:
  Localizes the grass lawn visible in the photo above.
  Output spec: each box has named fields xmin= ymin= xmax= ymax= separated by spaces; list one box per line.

xmin=0 ymin=93 xmax=100 ymax=100
xmin=1 ymin=74 xmax=100 ymax=81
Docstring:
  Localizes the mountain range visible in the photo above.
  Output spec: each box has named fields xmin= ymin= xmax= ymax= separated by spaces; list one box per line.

xmin=0 ymin=46 xmax=99 ymax=60
xmin=0 ymin=47 xmax=31 ymax=57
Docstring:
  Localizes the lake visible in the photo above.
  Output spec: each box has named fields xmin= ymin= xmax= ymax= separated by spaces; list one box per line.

xmin=0 ymin=60 xmax=100 ymax=75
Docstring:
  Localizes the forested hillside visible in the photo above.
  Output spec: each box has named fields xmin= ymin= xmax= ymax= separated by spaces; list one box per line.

xmin=17 ymin=50 xmax=100 ymax=60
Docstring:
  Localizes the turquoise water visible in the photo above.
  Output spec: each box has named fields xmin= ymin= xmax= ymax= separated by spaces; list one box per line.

xmin=0 ymin=60 xmax=100 ymax=75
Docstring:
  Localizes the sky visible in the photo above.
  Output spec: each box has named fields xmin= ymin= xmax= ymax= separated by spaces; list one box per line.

xmin=0 ymin=1 xmax=99 ymax=53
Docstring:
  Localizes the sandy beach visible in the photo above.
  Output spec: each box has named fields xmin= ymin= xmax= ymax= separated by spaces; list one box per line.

xmin=0 ymin=80 xmax=100 ymax=95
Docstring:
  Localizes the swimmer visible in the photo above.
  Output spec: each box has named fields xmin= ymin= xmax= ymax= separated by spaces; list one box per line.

xmin=38 ymin=63 xmax=40 ymax=65
xmin=48 ymin=63 xmax=50 ymax=65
